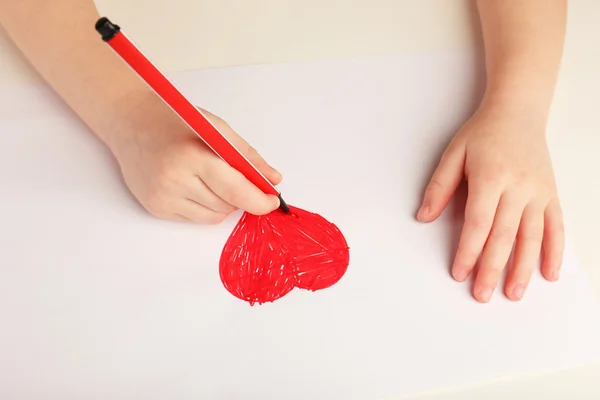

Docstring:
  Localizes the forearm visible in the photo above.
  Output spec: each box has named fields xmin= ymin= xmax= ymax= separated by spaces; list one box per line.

xmin=0 ymin=0 xmax=151 ymax=147
xmin=476 ymin=0 xmax=567 ymax=120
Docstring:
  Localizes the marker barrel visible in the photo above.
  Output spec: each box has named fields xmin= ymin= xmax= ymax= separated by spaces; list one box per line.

xmin=95 ymin=17 xmax=290 ymax=213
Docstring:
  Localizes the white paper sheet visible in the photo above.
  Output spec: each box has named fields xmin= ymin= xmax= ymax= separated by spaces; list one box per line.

xmin=1 ymin=50 xmax=599 ymax=400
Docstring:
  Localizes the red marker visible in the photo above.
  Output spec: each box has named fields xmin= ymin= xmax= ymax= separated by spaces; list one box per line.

xmin=95 ymin=17 xmax=290 ymax=213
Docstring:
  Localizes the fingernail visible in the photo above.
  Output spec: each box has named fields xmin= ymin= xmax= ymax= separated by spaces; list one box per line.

xmin=478 ymin=287 xmax=494 ymax=303
xmin=453 ymin=268 xmax=468 ymax=282
xmin=512 ymin=285 xmax=526 ymax=300
xmin=552 ymin=269 xmax=560 ymax=281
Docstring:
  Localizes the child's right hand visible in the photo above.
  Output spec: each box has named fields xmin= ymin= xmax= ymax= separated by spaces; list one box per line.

xmin=106 ymin=92 xmax=283 ymax=223
xmin=1 ymin=2 xmax=282 ymax=225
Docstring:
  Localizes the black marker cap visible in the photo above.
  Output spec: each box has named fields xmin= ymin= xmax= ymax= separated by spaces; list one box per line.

xmin=95 ymin=17 xmax=120 ymax=41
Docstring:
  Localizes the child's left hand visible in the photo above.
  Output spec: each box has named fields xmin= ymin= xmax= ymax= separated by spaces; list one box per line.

xmin=417 ymin=103 xmax=564 ymax=302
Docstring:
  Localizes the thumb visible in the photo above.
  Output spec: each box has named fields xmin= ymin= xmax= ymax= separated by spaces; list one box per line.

xmin=417 ymin=142 xmax=465 ymax=222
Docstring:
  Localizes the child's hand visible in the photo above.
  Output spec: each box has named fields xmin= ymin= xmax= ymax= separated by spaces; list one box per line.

xmin=107 ymin=93 xmax=282 ymax=224
xmin=417 ymin=104 xmax=564 ymax=302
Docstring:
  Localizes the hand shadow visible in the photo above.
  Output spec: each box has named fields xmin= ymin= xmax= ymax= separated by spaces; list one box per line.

xmin=447 ymin=180 xmax=467 ymax=278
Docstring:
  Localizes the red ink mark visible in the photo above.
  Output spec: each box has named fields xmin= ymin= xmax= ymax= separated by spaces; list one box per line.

xmin=219 ymin=205 xmax=350 ymax=305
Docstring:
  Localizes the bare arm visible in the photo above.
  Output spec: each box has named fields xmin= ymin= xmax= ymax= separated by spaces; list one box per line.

xmin=0 ymin=0 xmax=282 ymax=222
xmin=477 ymin=0 xmax=567 ymax=121
xmin=0 ymin=0 xmax=150 ymax=148
xmin=420 ymin=0 xmax=567 ymax=303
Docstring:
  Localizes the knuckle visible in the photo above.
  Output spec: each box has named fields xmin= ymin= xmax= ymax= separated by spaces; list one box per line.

xmin=479 ymin=164 xmax=505 ymax=181
xmin=141 ymin=187 xmax=170 ymax=217
xmin=222 ymin=186 xmax=245 ymax=207
xmin=521 ymin=225 xmax=544 ymax=242
xmin=512 ymin=170 xmax=530 ymax=185
xmin=180 ymin=140 xmax=205 ymax=161
xmin=204 ymin=212 xmax=228 ymax=225
xmin=426 ymin=179 xmax=444 ymax=193
xmin=480 ymin=258 xmax=506 ymax=274
xmin=197 ymin=161 xmax=216 ymax=181
xmin=481 ymin=262 xmax=504 ymax=276
xmin=465 ymin=213 xmax=493 ymax=231
xmin=490 ymin=224 xmax=517 ymax=242
xmin=154 ymin=161 xmax=178 ymax=186
xmin=487 ymin=263 xmax=505 ymax=274
xmin=475 ymin=167 xmax=511 ymax=187
xmin=143 ymin=195 xmax=166 ymax=217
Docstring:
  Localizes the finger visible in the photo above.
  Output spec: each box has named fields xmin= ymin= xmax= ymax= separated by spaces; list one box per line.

xmin=451 ymin=181 xmax=501 ymax=284
xmin=201 ymin=157 xmax=280 ymax=215
xmin=542 ymin=199 xmax=565 ymax=281
xmin=187 ymin=176 xmax=237 ymax=214
xmin=505 ymin=203 xmax=544 ymax=301
xmin=198 ymin=107 xmax=282 ymax=185
xmin=474 ymin=194 xmax=525 ymax=302
xmin=172 ymin=214 xmax=192 ymax=222
xmin=417 ymin=141 xmax=466 ymax=222
xmin=243 ymin=145 xmax=282 ymax=186
xmin=173 ymin=198 xmax=229 ymax=225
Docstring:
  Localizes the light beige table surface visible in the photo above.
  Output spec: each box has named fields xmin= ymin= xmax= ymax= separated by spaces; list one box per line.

xmin=1 ymin=1 xmax=599 ymax=398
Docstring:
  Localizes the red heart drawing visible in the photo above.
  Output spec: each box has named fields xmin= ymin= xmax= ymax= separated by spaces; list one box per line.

xmin=219 ymin=205 xmax=350 ymax=305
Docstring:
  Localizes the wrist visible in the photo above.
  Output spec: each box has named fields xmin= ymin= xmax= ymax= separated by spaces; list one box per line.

xmin=480 ymin=61 xmax=560 ymax=126
xmin=101 ymin=87 xmax=193 ymax=163
xmin=476 ymin=91 xmax=550 ymax=137
xmin=42 ymin=53 xmax=156 ymax=152
xmin=479 ymin=83 xmax=552 ymax=129
xmin=99 ymin=86 xmax=157 ymax=152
